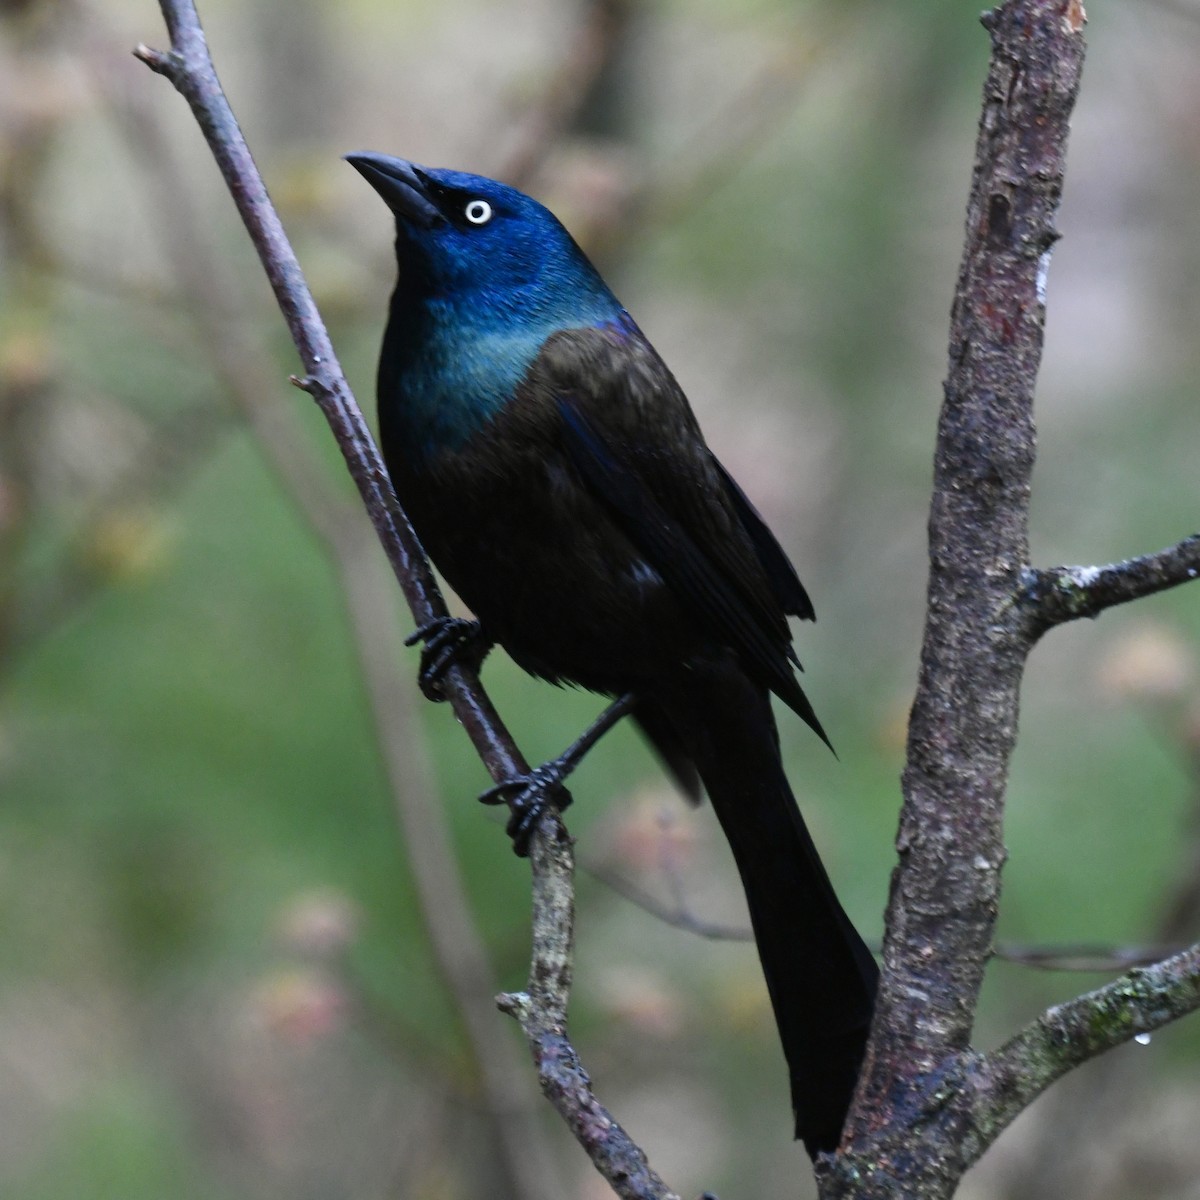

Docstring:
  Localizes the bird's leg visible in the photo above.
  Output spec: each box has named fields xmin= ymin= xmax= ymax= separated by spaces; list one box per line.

xmin=481 ymin=692 xmax=638 ymax=855
xmin=405 ymin=616 xmax=493 ymax=701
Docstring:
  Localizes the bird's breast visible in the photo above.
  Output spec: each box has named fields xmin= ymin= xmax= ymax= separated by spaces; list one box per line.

xmin=380 ymin=401 xmax=699 ymax=695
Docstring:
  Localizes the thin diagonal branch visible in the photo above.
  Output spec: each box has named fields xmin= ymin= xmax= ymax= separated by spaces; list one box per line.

xmin=976 ymin=680 xmax=1200 ymax=1194
xmin=584 ymin=860 xmax=755 ymax=942
xmin=591 ymin=858 xmax=1191 ymax=970
xmin=136 ymin=3 xmax=678 ymax=1195
xmin=1024 ymin=534 xmax=1200 ymax=632
xmin=99 ymin=25 xmax=563 ymax=1196
xmin=132 ymin=16 xmax=532 ymax=802
xmin=977 ymin=942 xmax=1200 ymax=1136
xmin=992 ymin=942 xmax=1192 ymax=971
xmin=498 ymin=826 xmax=682 ymax=1200
xmin=591 ymin=863 xmax=1195 ymax=971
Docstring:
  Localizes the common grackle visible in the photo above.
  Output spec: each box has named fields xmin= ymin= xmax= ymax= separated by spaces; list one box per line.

xmin=347 ymin=151 xmax=877 ymax=1157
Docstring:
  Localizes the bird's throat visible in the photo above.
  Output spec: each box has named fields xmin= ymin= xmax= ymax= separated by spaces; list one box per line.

xmin=378 ymin=285 xmax=626 ymax=466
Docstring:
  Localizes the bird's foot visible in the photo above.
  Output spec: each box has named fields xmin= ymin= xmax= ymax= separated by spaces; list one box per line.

xmin=479 ymin=692 xmax=639 ymax=856
xmin=479 ymin=762 xmax=573 ymax=857
xmin=405 ymin=616 xmax=492 ymax=701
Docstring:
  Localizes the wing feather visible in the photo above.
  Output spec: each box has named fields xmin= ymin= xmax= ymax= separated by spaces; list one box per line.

xmin=539 ymin=329 xmax=827 ymax=747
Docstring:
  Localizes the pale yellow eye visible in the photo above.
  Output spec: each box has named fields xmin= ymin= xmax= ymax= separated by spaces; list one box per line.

xmin=464 ymin=199 xmax=492 ymax=225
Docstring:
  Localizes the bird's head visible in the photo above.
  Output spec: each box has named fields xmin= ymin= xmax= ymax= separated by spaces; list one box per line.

xmin=345 ymin=152 xmax=621 ymax=331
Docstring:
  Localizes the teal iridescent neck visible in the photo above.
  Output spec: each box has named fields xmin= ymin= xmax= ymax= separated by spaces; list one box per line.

xmin=380 ymin=270 xmax=628 ymax=465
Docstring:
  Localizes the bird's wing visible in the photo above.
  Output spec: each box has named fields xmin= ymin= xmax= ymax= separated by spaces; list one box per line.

xmin=709 ymin=458 xmax=815 ymax=623
xmin=531 ymin=326 xmax=827 ymax=743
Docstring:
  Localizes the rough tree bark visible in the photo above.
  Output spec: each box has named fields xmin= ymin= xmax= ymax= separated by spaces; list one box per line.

xmin=838 ymin=0 xmax=1088 ymax=1168
xmin=818 ymin=2 xmax=1200 ymax=1196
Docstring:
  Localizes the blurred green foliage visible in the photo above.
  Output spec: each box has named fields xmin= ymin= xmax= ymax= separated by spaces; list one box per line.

xmin=3 ymin=0 xmax=1200 ymax=1197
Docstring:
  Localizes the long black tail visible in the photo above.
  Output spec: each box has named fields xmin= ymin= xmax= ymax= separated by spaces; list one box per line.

xmin=654 ymin=662 xmax=878 ymax=1157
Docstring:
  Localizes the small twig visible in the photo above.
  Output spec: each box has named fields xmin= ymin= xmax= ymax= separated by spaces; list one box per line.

xmin=584 ymin=861 xmax=755 ymax=942
xmin=90 ymin=23 xmax=564 ymax=1195
xmin=498 ymin=824 xmax=682 ymax=1200
xmin=978 ymin=942 xmax=1200 ymax=1137
xmin=589 ymin=864 xmax=1188 ymax=971
xmin=982 ymin=688 xmax=1200 ymax=1197
xmin=992 ymin=942 xmax=1192 ymax=972
xmin=1024 ymin=534 xmax=1200 ymax=633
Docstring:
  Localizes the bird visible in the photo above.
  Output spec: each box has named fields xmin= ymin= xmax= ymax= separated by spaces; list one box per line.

xmin=346 ymin=150 xmax=878 ymax=1158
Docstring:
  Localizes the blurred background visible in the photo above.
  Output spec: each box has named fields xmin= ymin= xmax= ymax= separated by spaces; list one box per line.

xmin=3 ymin=0 xmax=1200 ymax=1196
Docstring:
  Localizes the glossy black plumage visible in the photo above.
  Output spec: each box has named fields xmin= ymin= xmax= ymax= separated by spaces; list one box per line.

xmin=348 ymin=151 xmax=878 ymax=1155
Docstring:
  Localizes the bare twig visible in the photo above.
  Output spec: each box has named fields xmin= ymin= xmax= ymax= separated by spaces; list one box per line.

xmin=978 ymin=942 xmax=1200 ymax=1133
xmin=585 ymin=861 xmax=755 ymax=942
xmin=498 ymin=825 xmax=682 ymax=1200
xmin=1024 ymin=535 xmax=1200 ymax=633
xmin=981 ymin=682 xmax=1200 ymax=1198
xmin=992 ymin=942 xmax=1192 ymax=971
xmin=86 ymin=28 xmax=564 ymax=1198
xmin=590 ymin=862 xmax=1188 ymax=970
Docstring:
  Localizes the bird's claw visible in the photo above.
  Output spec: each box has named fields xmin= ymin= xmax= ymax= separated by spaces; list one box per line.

xmin=405 ymin=616 xmax=491 ymax=701
xmin=479 ymin=762 xmax=573 ymax=857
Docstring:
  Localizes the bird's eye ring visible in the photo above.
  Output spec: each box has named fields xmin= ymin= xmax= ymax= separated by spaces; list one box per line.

xmin=464 ymin=199 xmax=493 ymax=225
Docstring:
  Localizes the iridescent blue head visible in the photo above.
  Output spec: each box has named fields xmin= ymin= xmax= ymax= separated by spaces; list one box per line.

xmin=347 ymin=152 xmax=629 ymax=461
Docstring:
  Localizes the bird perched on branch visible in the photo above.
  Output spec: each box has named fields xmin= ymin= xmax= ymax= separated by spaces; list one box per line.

xmin=347 ymin=150 xmax=877 ymax=1157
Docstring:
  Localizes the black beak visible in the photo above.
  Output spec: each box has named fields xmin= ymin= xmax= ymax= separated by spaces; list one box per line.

xmin=344 ymin=151 xmax=441 ymax=227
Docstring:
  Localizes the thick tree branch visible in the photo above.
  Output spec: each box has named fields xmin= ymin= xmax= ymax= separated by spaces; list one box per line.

xmin=845 ymin=0 xmax=1087 ymax=1143
xmin=1024 ymin=534 xmax=1200 ymax=632
xmin=814 ymin=5 xmax=1090 ymax=1195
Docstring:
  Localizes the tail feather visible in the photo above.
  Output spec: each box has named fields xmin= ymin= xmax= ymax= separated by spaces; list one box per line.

xmin=654 ymin=662 xmax=878 ymax=1156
